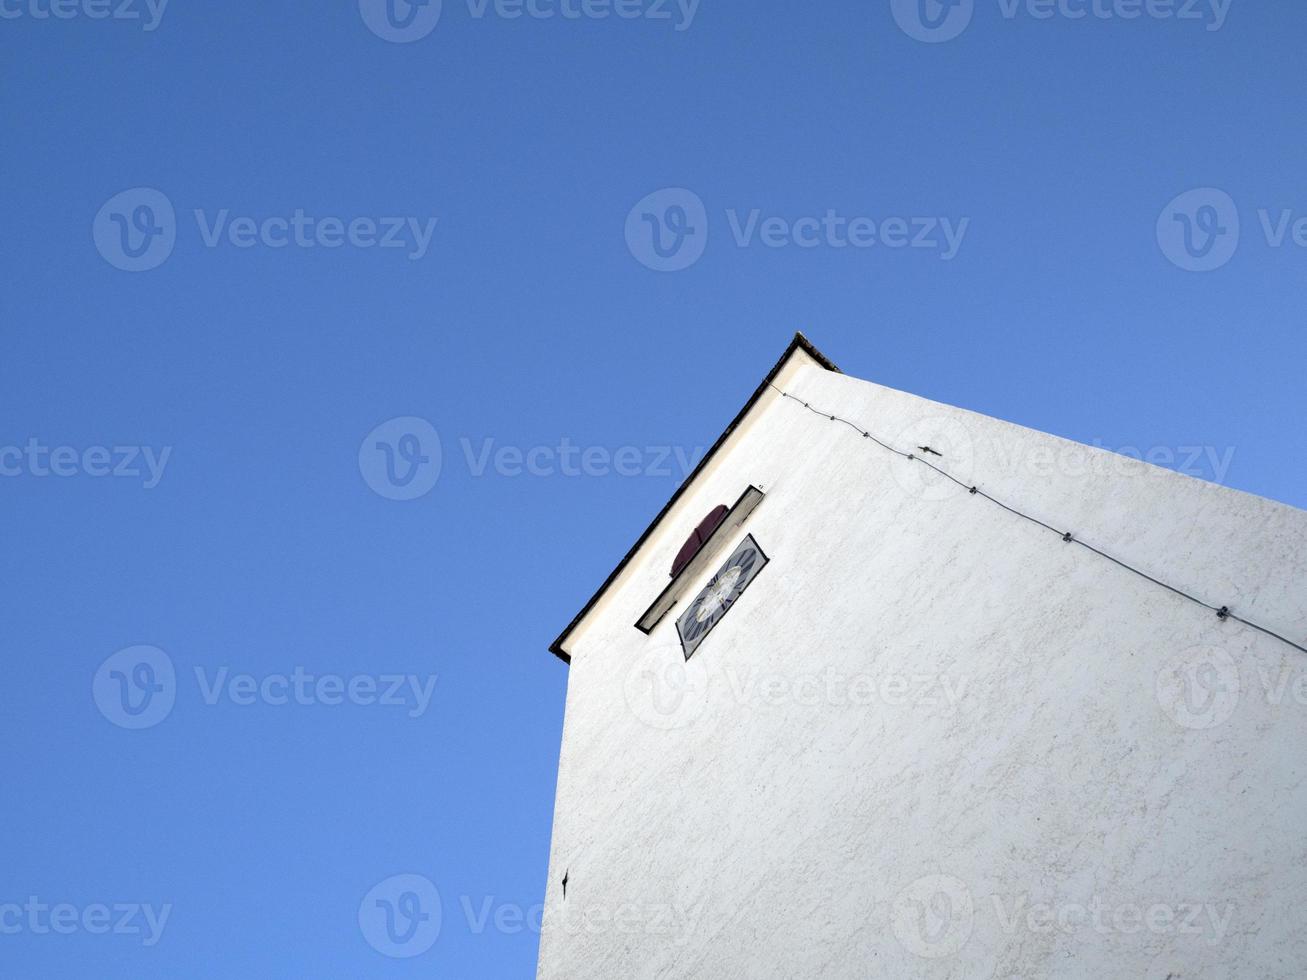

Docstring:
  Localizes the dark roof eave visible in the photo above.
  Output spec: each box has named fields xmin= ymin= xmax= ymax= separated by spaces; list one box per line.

xmin=547 ymin=332 xmax=841 ymax=664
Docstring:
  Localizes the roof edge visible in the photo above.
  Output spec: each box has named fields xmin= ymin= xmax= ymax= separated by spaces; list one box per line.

xmin=547 ymin=332 xmax=841 ymax=664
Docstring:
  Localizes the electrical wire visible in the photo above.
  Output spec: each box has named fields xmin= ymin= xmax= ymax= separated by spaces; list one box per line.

xmin=768 ymin=383 xmax=1307 ymax=657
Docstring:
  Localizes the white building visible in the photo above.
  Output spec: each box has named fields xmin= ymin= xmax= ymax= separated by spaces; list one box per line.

xmin=539 ymin=334 xmax=1307 ymax=979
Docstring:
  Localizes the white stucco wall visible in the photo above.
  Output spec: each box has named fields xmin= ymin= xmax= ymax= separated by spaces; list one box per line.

xmin=538 ymin=350 xmax=1307 ymax=979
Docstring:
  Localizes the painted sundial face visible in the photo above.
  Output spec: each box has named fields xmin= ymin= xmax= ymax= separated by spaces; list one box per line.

xmin=676 ymin=535 xmax=769 ymax=660
xmin=696 ymin=566 xmax=743 ymax=621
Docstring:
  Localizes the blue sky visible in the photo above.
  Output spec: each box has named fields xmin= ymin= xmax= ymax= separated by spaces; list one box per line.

xmin=2 ymin=1 xmax=1304 ymax=976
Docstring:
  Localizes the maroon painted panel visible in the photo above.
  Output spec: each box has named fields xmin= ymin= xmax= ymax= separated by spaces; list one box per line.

xmin=670 ymin=504 xmax=730 ymax=578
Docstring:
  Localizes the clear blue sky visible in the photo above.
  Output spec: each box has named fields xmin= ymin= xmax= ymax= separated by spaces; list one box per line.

xmin=2 ymin=1 xmax=1304 ymax=976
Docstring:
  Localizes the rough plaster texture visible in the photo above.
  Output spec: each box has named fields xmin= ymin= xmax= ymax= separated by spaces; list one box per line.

xmin=538 ymin=349 xmax=1307 ymax=979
